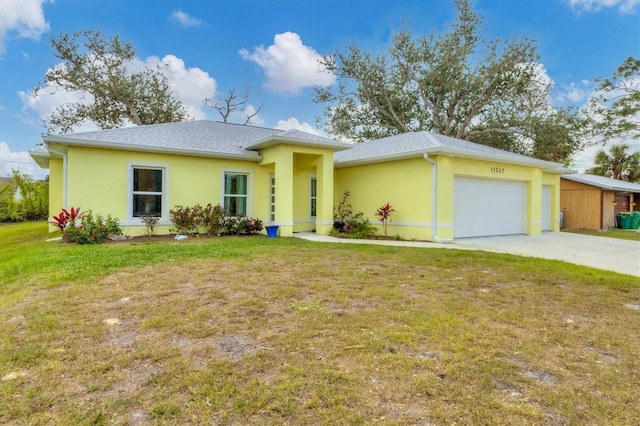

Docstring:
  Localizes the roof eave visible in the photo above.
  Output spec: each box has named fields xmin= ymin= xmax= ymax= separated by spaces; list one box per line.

xmin=43 ymin=136 xmax=263 ymax=161
xmin=561 ymin=175 xmax=640 ymax=192
xmin=244 ymin=135 xmax=352 ymax=152
xmin=29 ymin=150 xmax=51 ymax=169
xmin=335 ymin=146 xmax=566 ymax=170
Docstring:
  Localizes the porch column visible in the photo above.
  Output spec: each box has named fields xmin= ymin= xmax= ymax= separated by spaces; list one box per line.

xmin=316 ymin=152 xmax=334 ymax=235
xmin=527 ymin=169 xmax=543 ymax=235
xmin=275 ymin=150 xmax=294 ymax=237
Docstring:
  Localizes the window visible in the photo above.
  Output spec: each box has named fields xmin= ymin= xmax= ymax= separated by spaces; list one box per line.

xmin=270 ymin=174 xmax=275 ymax=223
xmin=310 ymin=177 xmax=317 ymax=217
xmin=132 ymin=167 xmax=164 ymax=218
xmin=224 ymin=173 xmax=248 ymax=216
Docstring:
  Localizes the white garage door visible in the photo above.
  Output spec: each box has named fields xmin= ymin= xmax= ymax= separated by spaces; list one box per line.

xmin=541 ymin=185 xmax=551 ymax=231
xmin=453 ymin=177 xmax=526 ymax=238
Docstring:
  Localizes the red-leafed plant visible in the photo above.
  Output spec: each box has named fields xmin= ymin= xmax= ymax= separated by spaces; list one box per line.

xmin=375 ymin=202 xmax=395 ymax=236
xmin=51 ymin=207 xmax=85 ymax=232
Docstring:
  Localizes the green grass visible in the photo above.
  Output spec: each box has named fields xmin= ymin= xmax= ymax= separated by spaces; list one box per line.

xmin=1 ymin=222 xmax=639 ymax=425
xmin=562 ymin=227 xmax=640 ymax=241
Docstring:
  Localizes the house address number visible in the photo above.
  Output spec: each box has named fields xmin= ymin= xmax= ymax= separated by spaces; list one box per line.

xmin=491 ymin=167 xmax=505 ymax=174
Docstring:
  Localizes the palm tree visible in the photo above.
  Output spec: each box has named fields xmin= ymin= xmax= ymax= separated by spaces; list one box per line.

xmin=588 ymin=143 xmax=640 ymax=182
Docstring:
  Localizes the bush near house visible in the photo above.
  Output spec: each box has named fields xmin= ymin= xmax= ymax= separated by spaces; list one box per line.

xmin=170 ymin=203 xmax=263 ymax=236
xmin=51 ymin=207 xmax=122 ymax=244
xmin=0 ymin=171 xmax=48 ymax=222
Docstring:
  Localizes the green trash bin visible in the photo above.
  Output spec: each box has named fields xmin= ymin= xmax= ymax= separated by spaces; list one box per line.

xmin=618 ymin=213 xmax=631 ymax=229
xmin=631 ymin=212 xmax=639 ymax=230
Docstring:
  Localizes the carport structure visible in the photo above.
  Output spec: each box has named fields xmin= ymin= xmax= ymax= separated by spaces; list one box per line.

xmin=561 ymin=174 xmax=640 ymax=229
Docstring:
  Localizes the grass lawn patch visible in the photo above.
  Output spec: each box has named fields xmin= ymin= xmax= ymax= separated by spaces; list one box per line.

xmin=1 ymin=222 xmax=639 ymax=425
xmin=562 ymin=227 xmax=640 ymax=241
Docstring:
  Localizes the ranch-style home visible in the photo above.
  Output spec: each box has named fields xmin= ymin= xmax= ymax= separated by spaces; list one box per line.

xmin=30 ymin=120 xmax=570 ymax=241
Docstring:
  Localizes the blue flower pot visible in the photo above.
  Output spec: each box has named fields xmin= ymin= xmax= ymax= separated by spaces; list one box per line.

xmin=266 ymin=225 xmax=279 ymax=238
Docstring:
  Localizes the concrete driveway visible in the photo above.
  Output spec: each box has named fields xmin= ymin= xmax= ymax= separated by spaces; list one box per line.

xmin=295 ymin=232 xmax=640 ymax=278
xmin=452 ymin=232 xmax=640 ymax=278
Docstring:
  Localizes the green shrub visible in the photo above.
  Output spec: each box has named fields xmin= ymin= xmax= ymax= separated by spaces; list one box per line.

xmin=0 ymin=171 xmax=48 ymax=222
xmin=170 ymin=203 xmax=263 ymax=236
xmin=63 ymin=210 xmax=122 ymax=244
xmin=200 ymin=203 xmax=225 ymax=235
xmin=349 ymin=219 xmax=377 ymax=239
xmin=169 ymin=205 xmax=200 ymax=234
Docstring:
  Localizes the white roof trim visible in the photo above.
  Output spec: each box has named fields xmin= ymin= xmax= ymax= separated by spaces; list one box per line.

xmin=43 ymin=135 xmax=263 ymax=161
xmin=243 ymin=134 xmax=352 ymax=151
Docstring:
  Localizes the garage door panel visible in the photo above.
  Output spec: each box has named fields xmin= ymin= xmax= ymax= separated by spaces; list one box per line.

xmin=454 ymin=177 xmax=526 ymax=238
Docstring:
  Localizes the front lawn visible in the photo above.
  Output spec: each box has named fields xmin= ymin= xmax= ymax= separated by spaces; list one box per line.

xmin=1 ymin=222 xmax=639 ymax=425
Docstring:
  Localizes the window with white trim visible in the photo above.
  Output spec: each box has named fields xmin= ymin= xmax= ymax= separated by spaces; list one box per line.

xmin=310 ymin=177 xmax=317 ymax=218
xmin=132 ymin=167 xmax=164 ymax=218
xmin=224 ymin=173 xmax=248 ymax=216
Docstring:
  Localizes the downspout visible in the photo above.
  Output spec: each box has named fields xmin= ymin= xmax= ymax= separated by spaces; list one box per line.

xmin=47 ymin=147 xmax=68 ymax=209
xmin=423 ymin=153 xmax=453 ymax=244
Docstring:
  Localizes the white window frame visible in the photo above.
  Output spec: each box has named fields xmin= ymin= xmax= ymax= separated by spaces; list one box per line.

xmin=221 ymin=170 xmax=253 ymax=217
xmin=126 ymin=162 xmax=169 ymax=225
xmin=310 ymin=176 xmax=317 ymax=218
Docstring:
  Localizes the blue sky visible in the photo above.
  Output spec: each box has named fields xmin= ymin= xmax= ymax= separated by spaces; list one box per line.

xmin=0 ymin=0 xmax=638 ymax=178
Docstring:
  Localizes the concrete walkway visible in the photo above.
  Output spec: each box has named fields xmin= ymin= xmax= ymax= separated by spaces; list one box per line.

xmin=294 ymin=231 xmax=640 ymax=278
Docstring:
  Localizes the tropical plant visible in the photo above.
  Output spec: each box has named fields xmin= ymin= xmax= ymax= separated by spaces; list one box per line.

xmin=333 ymin=191 xmax=363 ymax=233
xmin=375 ymin=202 xmax=395 ymax=236
xmin=51 ymin=206 xmax=85 ymax=232
xmin=348 ymin=218 xmax=377 ymax=239
xmin=62 ymin=210 xmax=122 ymax=244
xmin=588 ymin=143 xmax=640 ymax=182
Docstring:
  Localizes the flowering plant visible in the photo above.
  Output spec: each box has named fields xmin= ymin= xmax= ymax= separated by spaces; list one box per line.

xmin=375 ymin=202 xmax=395 ymax=236
xmin=51 ymin=207 xmax=85 ymax=232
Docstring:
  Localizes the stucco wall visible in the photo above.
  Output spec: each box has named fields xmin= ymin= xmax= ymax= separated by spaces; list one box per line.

xmin=335 ymin=155 xmax=560 ymax=240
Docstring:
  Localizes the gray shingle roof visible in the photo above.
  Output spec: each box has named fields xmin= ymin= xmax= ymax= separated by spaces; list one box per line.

xmin=334 ymin=131 xmax=564 ymax=170
xmin=43 ymin=120 xmax=349 ymax=159
xmin=561 ymin=174 xmax=640 ymax=192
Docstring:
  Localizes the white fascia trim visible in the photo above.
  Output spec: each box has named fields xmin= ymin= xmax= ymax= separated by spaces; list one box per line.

xmin=335 ymin=146 xmax=565 ymax=171
xmin=334 ymin=149 xmax=427 ymax=168
xmin=43 ymin=136 xmax=263 ymax=162
xmin=244 ymin=135 xmax=351 ymax=151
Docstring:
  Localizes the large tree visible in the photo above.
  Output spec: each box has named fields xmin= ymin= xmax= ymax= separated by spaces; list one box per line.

xmin=36 ymin=30 xmax=189 ymax=134
xmin=589 ymin=57 xmax=640 ymax=140
xmin=314 ymin=0 xmax=583 ymax=163
xmin=588 ymin=143 xmax=640 ymax=182
xmin=203 ymin=87 xmax=263 ymax=125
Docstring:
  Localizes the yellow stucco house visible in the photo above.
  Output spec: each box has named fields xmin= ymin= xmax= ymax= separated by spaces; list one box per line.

xmin=30 ymin=120 xmax=569 ymax=241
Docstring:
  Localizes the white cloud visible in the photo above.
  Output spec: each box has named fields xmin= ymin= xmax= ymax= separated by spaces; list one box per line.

xmin=20 ymin=54 xmax=217 ymax=129
xmin=239 ymin=32 xmax=336 ymax=95
xmin=275 ymin=117 xmax=323 ymax=135
xmin=567 ymin=0 xmax=639 ymax=13
xmin=554 ymin=80 xmax=593 ymax=103
xmin=169 ymin=10 xmax=203 ymax=27
xmin=0 ymin=0 xmax=50 ymax=55
xmin=0 ymin=142 xmax=48 ymax=179
xmin=144 ymin=55 xmax=216 ymax=119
